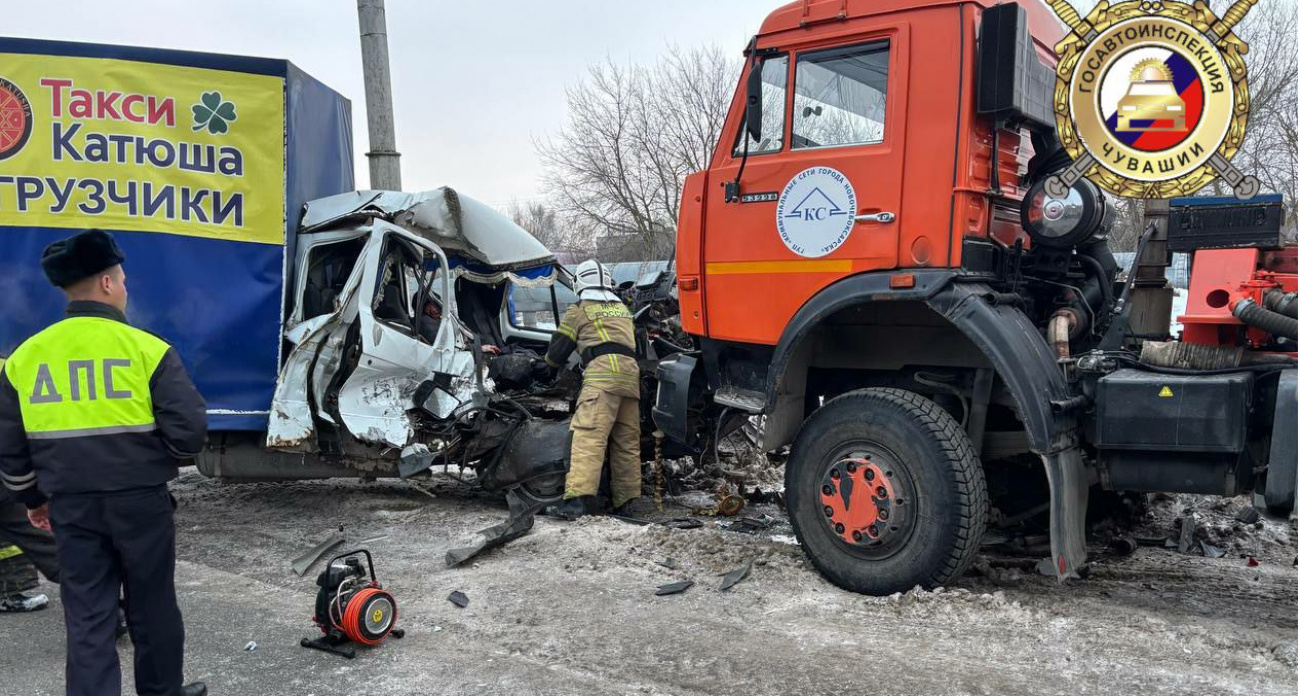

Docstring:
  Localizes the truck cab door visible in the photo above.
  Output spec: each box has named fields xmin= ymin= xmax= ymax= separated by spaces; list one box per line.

xmin=334 ymin=220 xmax=470 ymax=447
xmin=703 ymin=25 xmax=910 ymax=345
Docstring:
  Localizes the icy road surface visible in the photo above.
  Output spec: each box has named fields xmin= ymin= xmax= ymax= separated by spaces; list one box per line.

xmin=2 ymin=470 xmax=1295 ymax=696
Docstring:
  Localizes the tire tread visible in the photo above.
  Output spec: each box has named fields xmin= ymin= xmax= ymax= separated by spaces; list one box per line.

xmin=789 ymin=387 xmax=988 ymax=591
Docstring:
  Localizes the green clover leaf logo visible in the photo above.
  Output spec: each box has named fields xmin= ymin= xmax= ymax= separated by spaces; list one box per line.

xmin=191 ymin=91 xmax=237 ymax=135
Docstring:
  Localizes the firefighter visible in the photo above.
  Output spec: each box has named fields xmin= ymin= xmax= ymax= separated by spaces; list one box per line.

xmin=0 ymin=489 xmax=59 ymax=613
xmin=544 ymin=260 xmax=642 ymax=519
xmin=0 ymin=487 xmax=131 ymax=633
xmin=0 ymin=230 xmax=208 ymax=696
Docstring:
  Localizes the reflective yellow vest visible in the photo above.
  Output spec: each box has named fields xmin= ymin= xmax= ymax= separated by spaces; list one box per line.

xmin=3 ymin=316 xmax=169 ymax=440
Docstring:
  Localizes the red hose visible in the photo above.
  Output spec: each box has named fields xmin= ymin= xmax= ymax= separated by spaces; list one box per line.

xmin=342 ymin=588 xmax=389 ymax=645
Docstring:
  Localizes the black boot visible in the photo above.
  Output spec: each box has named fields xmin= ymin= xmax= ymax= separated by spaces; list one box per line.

xmin=546 ymin=496 xmax=594 ymax=521
xmin=181 ymin=682 xmax=207 ymax=696
xmin=610 ymin=497 xmax=649 ymax=518
xmin=0 ymin=591 xmax=48 ymax=613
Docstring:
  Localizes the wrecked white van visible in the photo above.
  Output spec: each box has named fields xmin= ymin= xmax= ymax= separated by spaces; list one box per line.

xmin=199 ymin=188 xmax=577 ymax=508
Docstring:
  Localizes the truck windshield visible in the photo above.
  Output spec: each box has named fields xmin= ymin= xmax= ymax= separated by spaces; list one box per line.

xmin=508 ymin=280 xmax=577 ymax=331
xmin=792 ymin=41 xmax=889 ymax=149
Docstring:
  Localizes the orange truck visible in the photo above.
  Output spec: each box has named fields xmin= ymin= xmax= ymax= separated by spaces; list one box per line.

xmin=651 ymin=0 xmax=1297 ymax=594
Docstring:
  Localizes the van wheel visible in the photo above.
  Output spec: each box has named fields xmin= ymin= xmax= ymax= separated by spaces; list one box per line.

xmin=785 ymin=388 xmax=987 ymax=595
xmin=195 ymin=448 xmax=216 ymax=478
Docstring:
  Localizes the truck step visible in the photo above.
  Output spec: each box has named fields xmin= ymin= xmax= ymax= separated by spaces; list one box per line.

xmin=713 ymin=387 xmax=765 ymax=414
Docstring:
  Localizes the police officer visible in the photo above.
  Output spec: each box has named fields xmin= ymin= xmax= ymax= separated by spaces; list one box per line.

xmin=0 ymin=230 xmax=208 ymax=696
xmin=545 ymin=260 xmax=643 ymax=519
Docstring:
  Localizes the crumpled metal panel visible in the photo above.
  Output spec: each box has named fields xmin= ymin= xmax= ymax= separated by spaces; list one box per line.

xmin=332 ymin=220 xmax=473 ymax=448
xmin=300 ymin=188 xmax=555 ymax=272
xmin=267 ymin=241 xmax=368 ymax=451
xmin=270 ymin=220 xmax=484 ymax=451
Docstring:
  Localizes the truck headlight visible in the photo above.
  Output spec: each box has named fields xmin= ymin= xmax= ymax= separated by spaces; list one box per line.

xmin=1021 ymin=178 xmax=1110 ymax=249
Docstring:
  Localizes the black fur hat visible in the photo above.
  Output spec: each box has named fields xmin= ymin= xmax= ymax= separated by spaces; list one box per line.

xmin=41 ymin=230 xmax=126 ymax=288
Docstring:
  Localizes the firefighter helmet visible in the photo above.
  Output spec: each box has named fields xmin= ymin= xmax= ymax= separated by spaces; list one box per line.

xmin=574 ymin=259 xmax=620 ymax=302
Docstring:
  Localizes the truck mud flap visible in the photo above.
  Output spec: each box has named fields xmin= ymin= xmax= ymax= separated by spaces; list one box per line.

xmin=1265 ymin=370 xmax=1297 ymax=513
xmin=926 ymin=282 xmax=1088 ymax=579
xmin=1039 ymin=448 xmax=1089 ymax=579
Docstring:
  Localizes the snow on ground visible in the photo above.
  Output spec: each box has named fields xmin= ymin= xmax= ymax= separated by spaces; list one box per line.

xmin=3 ymin=469 xmax=1294 ymax=696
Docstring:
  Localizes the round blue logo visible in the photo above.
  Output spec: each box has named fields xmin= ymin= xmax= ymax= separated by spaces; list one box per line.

xmin=775 ymin=167 xmax=857 ymax=258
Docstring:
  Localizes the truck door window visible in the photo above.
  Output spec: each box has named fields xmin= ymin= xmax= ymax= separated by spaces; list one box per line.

xmin=372 ymin=239 xmax=428 ymax=336
xmin=792 ymin=42 xmax=889 ymax=150
xmin=733 ymin=54 xmax=789 ymax=156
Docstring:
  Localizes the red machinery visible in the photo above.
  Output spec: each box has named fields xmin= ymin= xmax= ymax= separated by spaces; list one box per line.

xmin=1180 ymin=246 xmax=1298 ymax=350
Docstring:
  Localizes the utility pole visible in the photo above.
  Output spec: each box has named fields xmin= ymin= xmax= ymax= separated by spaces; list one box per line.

xmin=357 ymin=0 xmax=401 ymax=190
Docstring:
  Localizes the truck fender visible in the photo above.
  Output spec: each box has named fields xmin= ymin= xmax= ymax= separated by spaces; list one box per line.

xmin=762 ymin=270 xmax=957 ymax=451
xmin=926 ymin=282 xmax=1088 ymax=579
xmin=767 ymin=276 xmax=1088 ymax=579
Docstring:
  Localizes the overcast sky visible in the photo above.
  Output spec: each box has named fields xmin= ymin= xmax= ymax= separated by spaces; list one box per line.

xmin=8 ymin=0 xmax=764 ymax=207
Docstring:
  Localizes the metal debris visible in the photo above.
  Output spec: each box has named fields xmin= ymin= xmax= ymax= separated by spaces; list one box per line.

xmin=243 ymin=641 xmax=257 ymax=652
xmin=655 ymin=580 xmax=693 ymax=596
xmin=718 ymin=495 xmax=746 ymax=517
xmin=724 ymin=514 xmax=775 ymax=534
xmin=717 ymin=558 xmax=755 ymax=591
xmin=445 ymin=489 xmax=541 ymax=567
xmin=448 ymin=591 xmax=469 ymax=608
xmin=1109 ymin=536 xmax=1138 ymax=556
xmin=1177 ymin=514 xmax=1198 ymax=554
xmin=608 ymin=514 xmax=651 ymax=527
xmin=1235 ymin=506 xmax=1262 ymax=524
xmin=1199 ymin=541 xmax=1226 ymax=558
xmin=656 ymin=557 xmax=679 ymax=570
xmin=743 ymin=486 xmax=784 ymax=508
xmin=399 ymin=443 xmax=437 ymax=479
xmin=291 ymin=533 xmax=346 ymax=576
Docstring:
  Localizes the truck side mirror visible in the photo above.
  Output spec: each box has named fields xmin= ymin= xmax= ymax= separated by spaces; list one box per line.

xmin=745 ymin=63 xmax=764 ymax=143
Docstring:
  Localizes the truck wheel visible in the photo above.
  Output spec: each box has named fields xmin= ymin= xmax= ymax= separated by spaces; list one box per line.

xmin=195 ymin=448 xmax=216 ymax=478
xmin=785 ymin=388 xmax=987 ymax=595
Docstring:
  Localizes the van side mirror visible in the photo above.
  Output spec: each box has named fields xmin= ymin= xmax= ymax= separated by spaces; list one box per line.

xmin=745 ymin=63 xmax=764 ymax=143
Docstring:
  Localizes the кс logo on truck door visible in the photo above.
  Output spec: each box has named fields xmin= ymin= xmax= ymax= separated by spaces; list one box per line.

xmin=776 ymin=166 xmax=857 ymax=258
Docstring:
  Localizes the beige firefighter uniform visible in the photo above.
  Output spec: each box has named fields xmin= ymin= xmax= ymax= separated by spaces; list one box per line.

xmin=545 ymin=300 xmax=641 ymax=507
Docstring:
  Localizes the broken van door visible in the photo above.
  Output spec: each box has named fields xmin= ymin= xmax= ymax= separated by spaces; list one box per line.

xmin=334 ymin=220 xmax=471 ymax=448
xmin=268 ymin=230 xmax=373 ymax=450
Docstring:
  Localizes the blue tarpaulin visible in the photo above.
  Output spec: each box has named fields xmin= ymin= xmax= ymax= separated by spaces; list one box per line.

xmin=0 ymin=38 xmax=354 ymax=431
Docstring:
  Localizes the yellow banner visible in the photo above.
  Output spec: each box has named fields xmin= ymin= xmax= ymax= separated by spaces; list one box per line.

xmin=0 ymin=54 xmax=285 ymax=244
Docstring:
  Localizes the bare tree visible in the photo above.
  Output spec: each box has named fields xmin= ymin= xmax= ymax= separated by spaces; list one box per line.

xmin=1226 ymin=0 xmax=1297 ymax=238
xmin=505 ymin=199 xmax=582 ymax=254
xmin=538 ymin=45 xmax=740 ymax=261
xmin=1108 ymin=197 xmax=1147 ymax=252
